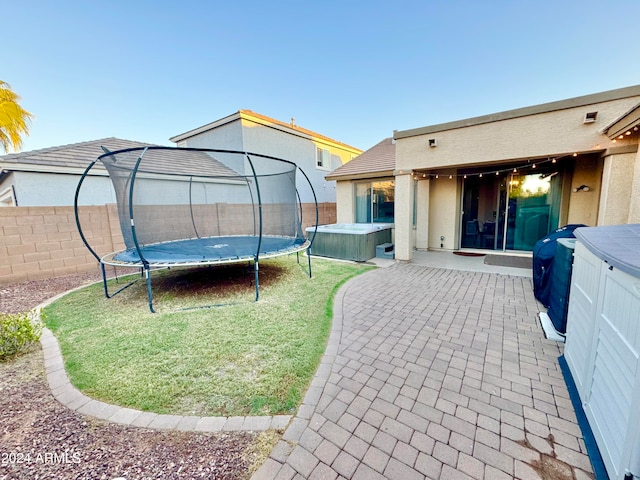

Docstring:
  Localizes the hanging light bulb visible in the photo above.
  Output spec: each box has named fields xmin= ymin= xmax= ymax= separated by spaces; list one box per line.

xmin=495 ymin=171 xmax=499 ymax=176
xmin=573 ymin=153 xmax=578 ymax=157
xmin=479 ymin=173 xmax=483 ymax=178
xmin=463 ymin=174 xmax=467 ymax=179
xmin=552 ymin=158 xmax=556 ymax=163
xmin=513 ymin=168 xmax=517 ymax=173
xmin=435 ymin=174 xmax=439 ymax=179
xmin=449 ymin=175 xmax=452 ymax=179
xmin=532 ymin=164 xmax=537 ymax=169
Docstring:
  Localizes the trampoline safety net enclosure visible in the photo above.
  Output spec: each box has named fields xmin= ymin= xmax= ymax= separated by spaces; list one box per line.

xmin=75 ymin=146 xmax=318 ymax=312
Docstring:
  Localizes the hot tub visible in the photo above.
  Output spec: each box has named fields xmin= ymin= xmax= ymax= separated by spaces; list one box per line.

xmin=306 ymin=223 xmax=394 ymax=262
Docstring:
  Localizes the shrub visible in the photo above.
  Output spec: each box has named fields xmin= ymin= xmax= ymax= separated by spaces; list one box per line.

xmin=0 ymin=311 xmax=43 ymax=360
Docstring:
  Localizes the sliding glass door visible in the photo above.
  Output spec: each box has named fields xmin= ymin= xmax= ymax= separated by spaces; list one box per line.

xmin=355 ymin=181 xmax=394 ymax=223
xmin=461 ymin=168 xmax=562 ymax=251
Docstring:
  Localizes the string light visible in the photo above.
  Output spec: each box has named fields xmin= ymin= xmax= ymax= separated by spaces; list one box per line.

xmin=415 ymin=154 xmax=571 ymax=180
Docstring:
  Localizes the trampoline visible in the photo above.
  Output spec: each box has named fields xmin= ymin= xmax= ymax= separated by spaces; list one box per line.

xmin=75 ymin=146 xmax=318 ymax=312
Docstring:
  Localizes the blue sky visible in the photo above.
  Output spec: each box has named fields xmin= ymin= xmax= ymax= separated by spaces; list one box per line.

xmin=4 ymin=0 xmax=640 ymax=154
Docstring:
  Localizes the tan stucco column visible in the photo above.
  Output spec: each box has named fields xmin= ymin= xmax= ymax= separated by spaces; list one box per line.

xmin=628 ymin=148 xmax=640 ymax=223
xmin=415 ymin=178 xmax=430 ymax=249
xmin=394 ymin=171 xmax=414 ymax=261
xmin=598 ymin=147 xmax=638 ymax=225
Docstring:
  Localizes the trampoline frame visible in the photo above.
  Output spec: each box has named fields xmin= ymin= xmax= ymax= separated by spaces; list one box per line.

xmin=74 ymin=146 xmax=319 ymax=312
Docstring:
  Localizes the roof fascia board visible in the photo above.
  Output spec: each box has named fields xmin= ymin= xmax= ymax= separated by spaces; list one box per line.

xmin=603 ymin=104 xmax=640 ymax=138
xmin=239 ymin=111 xmax=362 ymax=153
xmin=169 ymin=112 xmax=242 ymax=143
xmin=0 ymin=164 xmax=108 ymax=176
xmin=395 ymin=85 xmax=640 ymax=140
xmin=325 ymin=170 xmax=395 ymax=181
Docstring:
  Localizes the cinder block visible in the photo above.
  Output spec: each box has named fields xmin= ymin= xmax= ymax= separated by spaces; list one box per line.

xmin=64 ymin=256 xmax=88 ymax=267
xmin=44 ymin=214 xmax=71 ymax=225
xmin=36 ymin=242 xmax=62 ymax=253
xmin=23 ymin=233 xmax=48 ymax=244
xmin=3 ymin=273 xmax=28 ymax=283
xmin=0 ymin=235 xmax=22 ymax=247
xmin=50 ymin=248 xmax=75 ymax=260
xmin=39 ymin=259 xmax=66 ymax=271
xmin=7 ymin=244 xmax=37 ymax=256
xmin=26 ymin=207 xmax=56 ymax=215
xmin=46 ymin=232 xmax=72 ymax=242
xmin=16 ymin=215 xmax=44 ymax=226
xmin=3 ymin=225 xmax=34 ymax=236
xmin=27 ymin=270 xmax=53 ymax=281
xmin=23 ymin=251 xmax=51 ymax=263
xmin=11 ymin=262 xmax=41 ymax=275
xmin=32 ymin=223 xmax=59 ymax=234
xmin=53 ymin=266 xmax=78 ymax=276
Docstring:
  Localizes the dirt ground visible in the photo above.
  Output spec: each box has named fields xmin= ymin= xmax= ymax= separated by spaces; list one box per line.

xmin=0 ymin=272 xmax=278 ymax=480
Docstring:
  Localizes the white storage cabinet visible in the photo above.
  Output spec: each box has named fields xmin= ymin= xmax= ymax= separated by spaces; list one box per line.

xmin=564 ymin=224 xmax=640 ymax=480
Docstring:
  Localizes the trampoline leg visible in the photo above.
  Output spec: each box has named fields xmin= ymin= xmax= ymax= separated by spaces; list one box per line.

xmin=100 ymin=263 xmax=110 ymax=298
xmin=144 ymin=265 xmax=156 ymax=313
xmin=254 ymin=258 xmax=260 ymax=302
xmin=307 ymin=248 xmax=313 ymax=278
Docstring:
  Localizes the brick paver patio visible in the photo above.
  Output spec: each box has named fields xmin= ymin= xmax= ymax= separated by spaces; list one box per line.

xmin=252 ymin=263 xmax=594 ymax=480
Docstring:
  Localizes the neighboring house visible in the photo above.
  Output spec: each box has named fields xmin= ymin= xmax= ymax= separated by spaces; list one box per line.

xmin=0 ymin=138 xmax=158 ymax=207
xmin=325 ymin=137 xmax=396 ymax=224
xmin=328 ymin=85 xmax=640 ymax=261
xmin=169 ymin=110 xmax=362 ymax=204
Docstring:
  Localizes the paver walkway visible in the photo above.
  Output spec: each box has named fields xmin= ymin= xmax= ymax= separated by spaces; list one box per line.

xmin=252 ymin=264 xmax=594 ymax=480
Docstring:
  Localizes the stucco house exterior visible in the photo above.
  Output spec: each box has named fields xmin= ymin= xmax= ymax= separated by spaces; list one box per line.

xmin=169 ymin=110 xmax=362 ymax=204
xmin=326 ymin=137 xmax=396 ymax=224
xmin=328 ymin=85 xmax=640 ymax=261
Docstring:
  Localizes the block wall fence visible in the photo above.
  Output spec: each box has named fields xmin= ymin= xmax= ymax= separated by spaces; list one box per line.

xmin=0 ymin=203 xmax=335 ymax=285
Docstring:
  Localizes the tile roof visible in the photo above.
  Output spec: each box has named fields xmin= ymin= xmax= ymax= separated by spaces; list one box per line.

xmin=0 ymin=138 xmax=240 ymax=177
xmin=0 ymin=138 xmax=155 ymax=172
xmin=325 ymin=137 xmax=395 ymax=180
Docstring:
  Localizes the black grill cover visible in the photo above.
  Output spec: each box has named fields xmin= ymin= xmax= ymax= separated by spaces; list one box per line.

xmin=532 ymin=224 xmax=585 ymax=307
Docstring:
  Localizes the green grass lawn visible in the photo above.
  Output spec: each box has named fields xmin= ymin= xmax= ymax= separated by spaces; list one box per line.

xmin=43 ymin=256 xmax=373 ymax=417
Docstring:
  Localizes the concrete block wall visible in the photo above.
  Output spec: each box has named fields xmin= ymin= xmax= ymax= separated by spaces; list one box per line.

xmin=0 ymin=203 xmax=335 ymax=285
xmin=0 ymin=206 xmax=122 ymax=285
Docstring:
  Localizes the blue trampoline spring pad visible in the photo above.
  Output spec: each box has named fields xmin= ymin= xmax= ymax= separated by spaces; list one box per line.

xmin=109 ymin=236 xmax=308 ymax=265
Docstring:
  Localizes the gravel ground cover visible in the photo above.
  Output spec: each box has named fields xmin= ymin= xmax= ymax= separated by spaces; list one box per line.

xmin=0 ymin=272 xmax=278 ymax=480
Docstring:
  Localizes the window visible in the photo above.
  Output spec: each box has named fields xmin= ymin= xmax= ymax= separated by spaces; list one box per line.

xmin=355 ymin=180 xmax=394 ymax=223
xmin=316 ymin=147 xmax=331 ymax=170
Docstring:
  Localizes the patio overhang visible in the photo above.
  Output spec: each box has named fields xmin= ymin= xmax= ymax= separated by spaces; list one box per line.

xmin=602 ymin=102 xmax=640 ymax=140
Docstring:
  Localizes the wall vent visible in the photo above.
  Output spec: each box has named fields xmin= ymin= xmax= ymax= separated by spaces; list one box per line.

xmin=428 ymin=138 xmax=438 ymax=147
xmin=584 ymin=112 xmax=598 ymax=123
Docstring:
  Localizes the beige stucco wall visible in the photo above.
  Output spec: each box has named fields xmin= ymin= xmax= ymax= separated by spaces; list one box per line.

xmin=415 ymin=179 xmax=429 ymax=249
xmin=335 ymin=181 xmax=354 ymax=224
xmin=392 ymin=93 xmax=640 ymax=256
xmin=566 ymin=155 xmax=602 ymax=226
xmin=394 ymin=173 xmax=414 ymax=260
xmin=598 ymin=151 xmax=638 ymax=225
xmin=395 ymin=97 xmax=639 ymax=172
xmin=628 ymin=149 xmax=640 ymax=223
xmin=427 ymin=177 xmax=460 ymax=251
